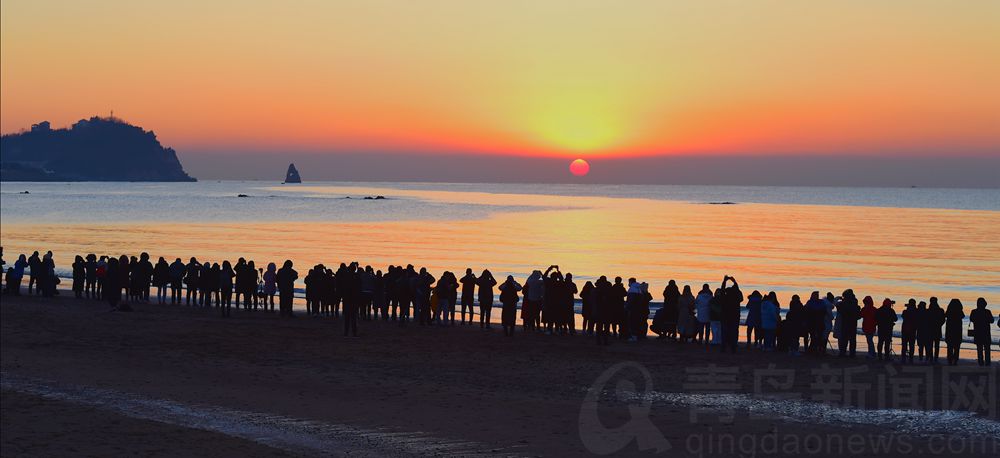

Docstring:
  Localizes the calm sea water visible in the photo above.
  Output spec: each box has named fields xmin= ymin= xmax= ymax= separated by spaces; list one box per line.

xmin=1 ymin=181 xmax=998 ymax=310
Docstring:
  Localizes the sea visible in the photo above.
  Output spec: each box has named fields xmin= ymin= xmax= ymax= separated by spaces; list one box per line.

xmin=1 ymin=181 xmax=998 ymax=308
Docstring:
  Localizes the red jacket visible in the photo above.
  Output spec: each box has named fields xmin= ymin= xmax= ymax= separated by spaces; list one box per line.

xmin=861 ymin=305 xmax=877 ymax=334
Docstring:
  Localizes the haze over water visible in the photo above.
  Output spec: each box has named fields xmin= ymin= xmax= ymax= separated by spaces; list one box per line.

xmin=2 ymin=181 xmax=997 ymax=311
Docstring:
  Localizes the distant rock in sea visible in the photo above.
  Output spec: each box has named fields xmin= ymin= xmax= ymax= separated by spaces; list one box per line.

xmin=284 ymin=163 xmax=302 ymax=184
xmin=0 ymin=116 xmax=195 ymax=182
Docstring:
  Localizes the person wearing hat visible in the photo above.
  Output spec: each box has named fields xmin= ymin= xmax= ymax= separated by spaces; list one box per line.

xmin=876 ymin=298 xmax=898 ymax=360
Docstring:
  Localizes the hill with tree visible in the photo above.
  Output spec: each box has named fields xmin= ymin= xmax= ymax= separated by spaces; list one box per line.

xmin=1 ymin=116 xmax=195 ymax=181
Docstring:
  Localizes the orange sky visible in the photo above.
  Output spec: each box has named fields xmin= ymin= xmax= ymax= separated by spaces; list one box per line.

xmin=2 ymin=0 xmax=998 ymax=157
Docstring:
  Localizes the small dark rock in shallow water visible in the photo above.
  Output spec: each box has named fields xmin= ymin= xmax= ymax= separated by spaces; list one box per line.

xmin=344 ymin=196 xmax=352 ymax=199
xmin=707 ymin=201 xmax=737 ymax=205
xmin=375 ymin=195 xmax=386 ymax=200
xmin=237 ymin=194 xmax=249 ymax=198
xmin=20 ymin=191 xmax=30 ymax=194
xmin=364 ymin=196 xmax=374 ymax=200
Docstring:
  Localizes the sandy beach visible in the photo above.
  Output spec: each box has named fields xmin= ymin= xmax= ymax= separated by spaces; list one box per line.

xmin=2 ymin=292 xmax=998 ymax=457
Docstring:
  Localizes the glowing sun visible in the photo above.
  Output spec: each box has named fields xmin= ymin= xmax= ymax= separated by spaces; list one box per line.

xmin=569 ymin=158 xmax=590 ymax=177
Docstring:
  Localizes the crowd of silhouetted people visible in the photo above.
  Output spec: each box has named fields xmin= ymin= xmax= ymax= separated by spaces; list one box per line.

xmin=2 ymin=247 xmax=997 ymax=366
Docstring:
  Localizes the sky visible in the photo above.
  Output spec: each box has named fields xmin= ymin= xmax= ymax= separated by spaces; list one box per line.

xmin=2 ymin=1 xmax=999 ymax=185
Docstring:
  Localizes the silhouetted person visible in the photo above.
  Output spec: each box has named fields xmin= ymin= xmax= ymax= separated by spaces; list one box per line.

xmin=477 ymin=269 xmax=497 ymax=329
xmin=384 ymin=265 xmax=399 ymax=320
xmin=676 ymin=285 xmax=697 ymax=342
xmin=397 ymin=265 xmax=414 ymax=324
xmin=152 ymin=257 xmax=170 ymax=304
xmin=128 ymin=255 xmax=140 ymax=302
xmin=922 ymin=297 xmax=945 ymax=363
xmin=944 ymin=299 xmax=965 ymax=365
xmin=626 ymin=281 xmax=652 ymax=341
xmin=760 ymin=292 xmax=780 ymax=350
xmin=836 ymin=289 xmax=860 ymax=357
xmin=435 ymin=271 xmax=458 ymax=325
xmin=744 ymin=290 xmax=762 ymax=348
xmin=414 ymin=267 xmax=435 ymax=326
xmin=136 ymin=252 xmax=153 ymax=303
xmin=262 ymin=263 xmax=277 ymax=311
xmin=563 ymin=273 xmax=578 ymax=335
xmin=38 ymin=251 xmax=55 ymax=297
xmin=661 ymin=280 xmax=680 ymax=341
xmin=27 ymin=251 xmax=40 ymax=295
xmin=84 ymin=254 xmax=97 ymax=299
xmin=459 ymin=269 xmax=478 ymax=324
xmin=184 ymin=257 xmax=200 ymax=305
xmin=876 ymin=298 xmax=897 ymax=361
xmin=913 ymin=300 xmax=928 ymax=362
xmin=804 ymin=292 xmax=828 ymax=355
xmin=360 ymin=266 xmax=375 ymax=320
xmin=319 ymin=267 xmax=334 ymax=316
xmin=95 ymin=256 xmax=107 ymax=299
xmin=900 ymin=299 xmax=919 ymax=363
xmin=118 ymin=255 xmax=131 ymax=305
xmin=169 ymin=258 xmax=185 ymax=304
xmin=594 ymin=276 xmax=612 ymax=345
xmin=969 ymin=298 xmax=994 ymax=366
xmin=247 ymin=261 xmax=260 ymax=310
xmin=335 ymin=263 xmax=351 ymax=319
xmin=823 ymin=293 xmax=836 ymax=349
xmin=212 ymin=263 xmax=223 ymax=305
xmin=106 ymin=257 xmax=127 ymax=311
xmin=199 ymin=262 xmax=214 ymax=307
xmin=694 ymin=284 xmax=712 ymax=344
xmin=373 ymin=269 xmax=388 ymax=320
xmin=783 ymin=295 xmax=806 ymax=355
xmin=611 ymin=277 xmax=627 ymax=337
xmin=524 ymin=270 xmax=545 ymax=331
xmin=541 ymin=266 xmax=561 ymax=334
xmin=342 ymin=264 xmax=360 ymax=336
xmin=276 ymin=260 xmax=298 ymax=317
xmin=4 ymin=267 xmax=15 ymax=296
xmin=499 ymin=275 xmax=522 ymax=336
xmin=859 ymin=296 xmax=877 ymax=358
xmin=7 ymin=254 xmax=27 ymax=296
xmin=708 ymin=288 xmax=723 ymax=345
xmin=234 ymin=258 xmax=250 ymax=309
xmin=304 ymin=265 xmax=321 ymax=316
xmin=72 ymin=255 xmax=85 ymax=299
xmin=719 ymin=276 xmax=743 ymax=353
xmin=220 ymin=260 xmax=235 ymax=316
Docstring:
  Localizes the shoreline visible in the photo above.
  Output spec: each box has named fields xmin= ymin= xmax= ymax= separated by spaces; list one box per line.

xmin=12 ymin=282 xmax=994 ymax=357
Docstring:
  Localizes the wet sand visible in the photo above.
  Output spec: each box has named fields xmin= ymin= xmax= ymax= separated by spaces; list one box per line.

xmin=2 ymin=292 xmax=998 ymax=457
xmin=1 ymin=390 xmax=294 ymax=457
